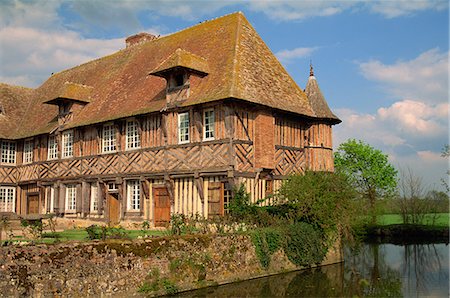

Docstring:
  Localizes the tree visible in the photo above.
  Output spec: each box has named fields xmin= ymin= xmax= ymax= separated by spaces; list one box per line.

xmin=441 ymin=145 xmax=449 ymax=193
xmin=334 ymin=139 xmax=398 ymax=224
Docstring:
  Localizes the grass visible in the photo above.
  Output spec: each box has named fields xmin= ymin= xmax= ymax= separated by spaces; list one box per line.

xmin=1 ymin=228 xmax=166 ymax=245
xmin=377 ymin=213 xmax=449 ymax=227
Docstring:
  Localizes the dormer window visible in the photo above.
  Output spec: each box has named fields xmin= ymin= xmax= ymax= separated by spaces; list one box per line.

xmin=173 ymin=73 xmax=185 ymax=88
xmin=149 ymin=48 xmax=209 ymax=104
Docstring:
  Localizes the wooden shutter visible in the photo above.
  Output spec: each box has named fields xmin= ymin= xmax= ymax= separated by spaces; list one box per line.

xmin=76 ymin=184 xmax=82 ymax=213
xmin=208 ymin=182 xmax=224 ymax=217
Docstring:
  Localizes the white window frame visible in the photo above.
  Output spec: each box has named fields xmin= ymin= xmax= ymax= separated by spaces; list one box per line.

xmin=0 ymin=186 xmax=15 ymax=212
xmin=203 ymin=109 xmax=215 ymax=141
xmin=102 ymin=123 xmax=117 ymax=153
xmin=125 ymin=119 xmax=140 ymax=150
xmin=48 ymin=135 xmax=58 ymax=160
xmin=65 ymin=184 xmax=77 ymax=211
xmin=23 ymin=139 xmax=33 ymax=164
xmin=62 ymin=130 xmax=73 ymax=158
xmin=90 ymin=183 xmax=98 ymax=212
xmin=178 ymin=112 xmax=190 ymax=144
xmin=1 ymin=140 xmax=16 ymax=165
xmin=48 ymin=186 xmax=55 ymax=213
xmin=127 ymin=180 xmax=141 ymax=211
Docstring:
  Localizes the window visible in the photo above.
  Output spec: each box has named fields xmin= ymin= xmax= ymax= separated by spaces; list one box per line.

xmin=174 ymin=74 xmax=184 ymax=87
xmin=48 ymin=135 xmax=58 ymax=160
xmin=90 ymin=183 xmax=98 ymax=212
xmin=127 ymin=180 xmax=140 ymax=211
xmin=223 ymin=182 xmax=232 ymax=214
xmin=65 ymin=184 xmax=77 ymax=211
xmin=0 ymin=186 xmax=15 ymax=212
xmin=23 ymin=139 xmax=33 ymax=164
xmin=102 ymin=124 xmax=116 ymax=153
xmin=178 ymin=112 xmax=190 ymax=144
xmin=1 ymin=140 xmax=16 ymax=164
xmin=62 ymin=130 xmax=73 ymax=158
xmin=203 ymin=109 xmax=215 ymax=141
xmin=126 ymin=120 xmax=140 ymax=150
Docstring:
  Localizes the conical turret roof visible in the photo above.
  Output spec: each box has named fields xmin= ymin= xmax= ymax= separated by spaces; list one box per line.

xmin=304 ymin=65 xmax=341 ymax=124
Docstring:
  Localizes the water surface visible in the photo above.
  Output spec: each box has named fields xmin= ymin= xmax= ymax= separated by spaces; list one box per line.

xmin=176 ymin=243 xmax=449 ymax=297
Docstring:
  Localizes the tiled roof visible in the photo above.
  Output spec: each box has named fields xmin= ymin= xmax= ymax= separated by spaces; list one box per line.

xmin=1 ymin=12 xmax=338 ymax=140
xmin=43 ymin=82 xmax=92 ymax=105
xmin=304 ymin=75 xmax=341 ymax=124
xmin=150 ymin=48 xmax=209 ymax=77
xmin=0 ymin=83 xmax=34 ymax=139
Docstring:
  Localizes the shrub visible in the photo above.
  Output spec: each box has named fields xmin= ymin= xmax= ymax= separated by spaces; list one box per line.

xmin=85 ymin=225 xmax=103 ymax=240
xmin=278 ymin=171 xmax=357 ymax=241
xmin=283 ymin=222 xmax=328 ymax=266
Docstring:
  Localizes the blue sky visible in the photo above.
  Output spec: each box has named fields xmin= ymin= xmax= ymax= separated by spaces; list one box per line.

xmin=0 ymin=0 xmax=448 ymax=190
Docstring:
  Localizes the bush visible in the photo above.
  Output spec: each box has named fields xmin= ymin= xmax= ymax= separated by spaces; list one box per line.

xmin=284 ymin=222 xmax=328 ymax=266
xmin=278 ymin=171 xmax=357 ymax=240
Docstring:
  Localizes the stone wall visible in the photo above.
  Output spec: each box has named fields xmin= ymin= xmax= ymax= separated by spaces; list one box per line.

xmin=0 ymin=234 xmax=342 ymax=297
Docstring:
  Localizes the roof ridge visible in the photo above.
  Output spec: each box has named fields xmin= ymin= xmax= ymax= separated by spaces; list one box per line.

xmin=229 ymin=12 xmax=243 ymax=98
xmin=162 ymin=11 xmax=244 ymax=39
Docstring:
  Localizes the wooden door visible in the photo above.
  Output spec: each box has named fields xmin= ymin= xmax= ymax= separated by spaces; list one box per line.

xmin=153 ymin=186 xmax=171 ymax=227
xmin=27 ymin=195 xmax=40 ymax=214
xmin=208 ymin=182 xmax=224 ymax=218
xmin=108 ymin=193 xmax=120 ymax=226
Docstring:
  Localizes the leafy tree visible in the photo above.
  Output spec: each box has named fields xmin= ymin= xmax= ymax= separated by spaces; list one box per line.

xmin=334 ymin=139 xmax=397 ymax=224
xmin=279 ymin=171 xmax=357 ymax=240
xmin=441 ymin=144 xmax=449 ymax=192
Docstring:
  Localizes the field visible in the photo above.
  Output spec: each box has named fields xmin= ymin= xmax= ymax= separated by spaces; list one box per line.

xmin=377 ymin=213 xmax=449 ymax=227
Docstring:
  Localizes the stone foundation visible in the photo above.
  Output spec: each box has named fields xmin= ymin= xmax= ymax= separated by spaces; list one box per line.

xmin=0 ymin=234 xmax=342 ymax=297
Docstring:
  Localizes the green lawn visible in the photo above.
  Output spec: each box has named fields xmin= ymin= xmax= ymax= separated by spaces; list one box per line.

xmin=377 ymin=213 xmax=450 ymax=227
xmin=2 ymin=228 xmax=167 ymax=244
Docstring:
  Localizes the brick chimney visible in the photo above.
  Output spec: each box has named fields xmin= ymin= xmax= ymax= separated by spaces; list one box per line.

xmin=125 ymin=33 xmax=157 ymax=48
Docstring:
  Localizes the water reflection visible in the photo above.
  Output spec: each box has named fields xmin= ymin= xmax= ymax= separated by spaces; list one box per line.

xmin=176 ymin=243 xmax=449 ymax=297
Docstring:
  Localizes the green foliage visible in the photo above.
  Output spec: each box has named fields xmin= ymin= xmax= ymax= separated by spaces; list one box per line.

xmin=334 ymin=139 xmax=398 ymax=223
xmin=85 ymin=225 xmax=129 ymax=240
xmin=251 ymin=222 xmax=329 ymax=268
xmin=170 ymin=213 xmax=186 ymax=235
xmin=284 ymin=222 xmax=328 ymax=266
xmin=20 ymin=219 xmax=44 ymax=239
xmin=228 ymin=184 xmax=255 ymax=219
xmin=251 ymin=227 xmax=283 ymax=268
xmin=162 ymin=278 xmax=178 ymax=295
xmin=279 ymin=171 xmax=357 ymax=238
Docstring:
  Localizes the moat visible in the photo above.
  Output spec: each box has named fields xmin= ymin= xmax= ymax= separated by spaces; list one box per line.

xmin=176 ymin=243 xmax=449 ymax=297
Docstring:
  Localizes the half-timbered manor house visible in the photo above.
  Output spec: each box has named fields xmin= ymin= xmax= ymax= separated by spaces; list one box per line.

xmin=0 ymin=12 xmax=340 ymax=226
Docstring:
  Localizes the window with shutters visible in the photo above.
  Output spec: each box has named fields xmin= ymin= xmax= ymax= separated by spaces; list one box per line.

xmin=23 ymin=139 xmax=33 ymax=164
xmin=62 ymin=130 xmax=73 ymax=158
xmin=127 ymin=180 xmax=140 ymax=211
xmin=65 ymin=184 xmax=77 ymax=211
xmin=102 ymin=123 xmax=117 ymax=153
xmin=126 ymin=119 xmax=140 ymax=150
xmin=203 ymin=109 xmax=215 ymax=141
xmin=48 ymin=135 xmax=58 ymax=160
xmin=0 ymin=186 xmax=15 ymax=212
xmin=1 ymin=140 xmax=16 ymax=164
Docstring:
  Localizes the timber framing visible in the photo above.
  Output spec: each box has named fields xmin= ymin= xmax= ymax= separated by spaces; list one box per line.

xmin=0 ymin=12 xmax=340 ymax=226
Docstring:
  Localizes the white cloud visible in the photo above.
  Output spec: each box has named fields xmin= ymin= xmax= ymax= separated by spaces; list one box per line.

xmin=359 ymin=48 xmax=449 ymax=104
xmin=377 ymin=99 xmax=448 ymax=136
xmin=368 ymin=0 xmax=448 ymax=18
xmin=276 ymin=47 xmax=318 ymax=63
xmin=0 ymin=27 xmax=123 ymax=87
